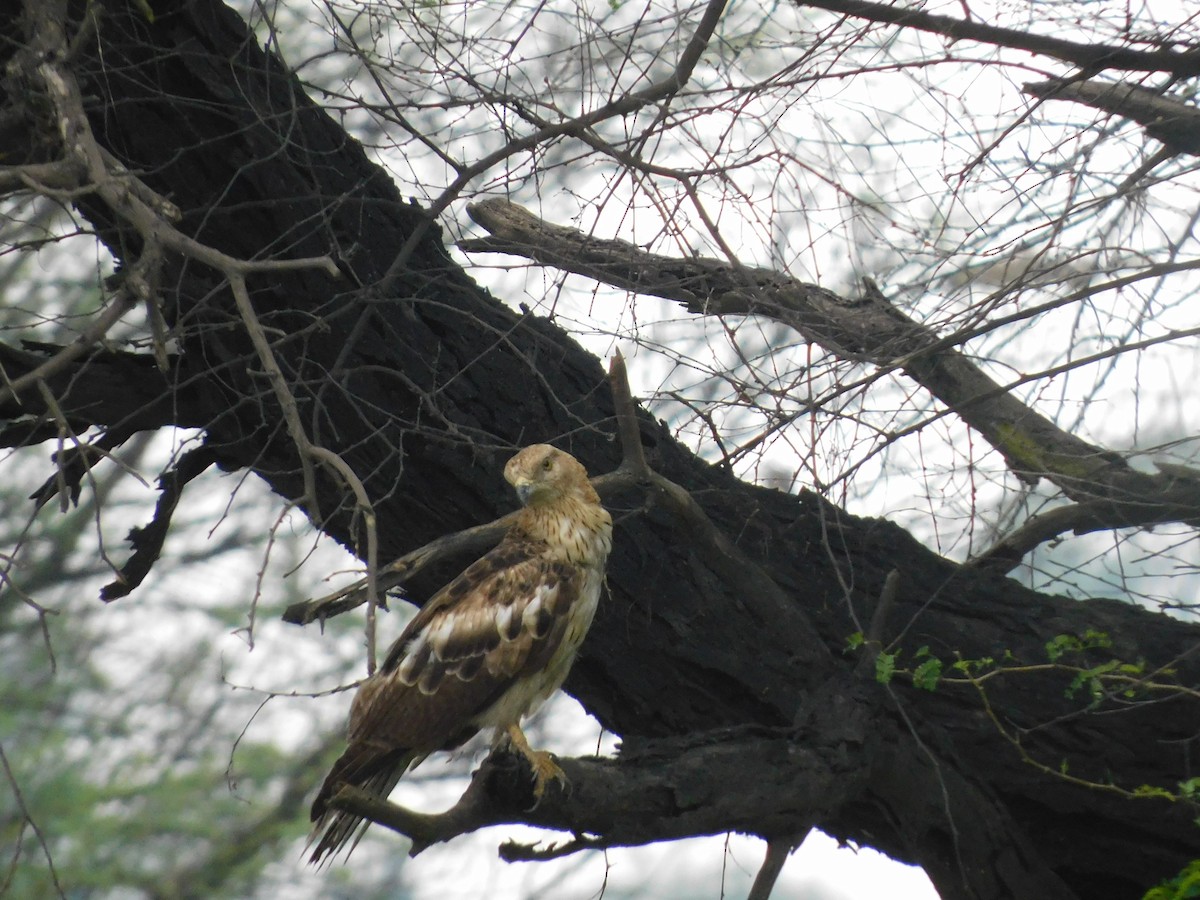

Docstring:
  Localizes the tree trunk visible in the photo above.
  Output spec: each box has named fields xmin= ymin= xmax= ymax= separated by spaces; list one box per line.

xmin=1 ymin=2 xmax=1197 ymax=898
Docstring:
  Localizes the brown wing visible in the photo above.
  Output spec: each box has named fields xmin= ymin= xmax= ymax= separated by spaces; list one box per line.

xmin=348 ymin=535 xmax=584 ymax=754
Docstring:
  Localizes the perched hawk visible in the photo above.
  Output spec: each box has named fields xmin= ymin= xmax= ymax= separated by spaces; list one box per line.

xmin=308 ymin=444 xmax=612 ymax=863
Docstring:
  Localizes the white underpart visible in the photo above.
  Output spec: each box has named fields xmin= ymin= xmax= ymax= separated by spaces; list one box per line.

xmin=475 ymin=563 xmax=604 ymax=733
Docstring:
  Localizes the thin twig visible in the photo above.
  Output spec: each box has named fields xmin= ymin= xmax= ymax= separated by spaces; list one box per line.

xmin=0 ymin=745 xmax=66 ymax=899
xmin=308 ymin=446 xmax=380 ymax=673
xmin=228 ymin=273 xmax=319 ymax=516
xmin=283 ymin=512 xmax=516 ymax=625
xmin=378 ymin=0 xmax=731 ymax=293
xmin=0 ymin=289 xmax=137 ymax=409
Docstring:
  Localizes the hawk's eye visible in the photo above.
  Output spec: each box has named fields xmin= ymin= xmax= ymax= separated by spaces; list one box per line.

xmin=541 ymin=457 xmax=554 ymax=471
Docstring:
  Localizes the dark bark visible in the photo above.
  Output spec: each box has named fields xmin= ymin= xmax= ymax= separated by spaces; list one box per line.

xmin=1 ymin=2 xmax=1198 ymax=898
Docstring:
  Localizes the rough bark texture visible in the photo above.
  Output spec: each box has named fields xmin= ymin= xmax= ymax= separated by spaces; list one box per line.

xmin=1 ymin=3 xmax=1198 ymax=899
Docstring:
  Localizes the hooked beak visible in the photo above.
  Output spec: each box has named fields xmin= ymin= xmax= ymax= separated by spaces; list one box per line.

xmin=514 ymin=482 xmax=535 ymax=505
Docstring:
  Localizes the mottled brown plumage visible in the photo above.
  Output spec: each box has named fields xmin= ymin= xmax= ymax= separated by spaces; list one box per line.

xmin=308 ymin=444 xmax=612 ymax=863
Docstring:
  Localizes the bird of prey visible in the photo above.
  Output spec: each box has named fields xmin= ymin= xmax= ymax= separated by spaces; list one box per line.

xmin=308 ymin=444 xmax=613 ymax=863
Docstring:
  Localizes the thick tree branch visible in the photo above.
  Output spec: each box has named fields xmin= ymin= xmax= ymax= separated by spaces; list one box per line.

xmin=964 ymin=500 xmax=1128 ymax=573
xmin=411 ymin=730 xmax=854 ymax=848
xmin=794 ymin=0 xmax=1200 ymax=76
xmin=461 ymin=199 xmax=1200 ymax=564
xmin=0 ymin=290 xmax=138 ymax=411
xmin=0 ymin=343 xmax=186 ymax=434
xmin=1025 ymin=78 xmax=1200 ymax=156
xmin=330 ymin=675 xmax=1077 ymax=899
xmin=326 ymin=727 xmax=854 ymax=857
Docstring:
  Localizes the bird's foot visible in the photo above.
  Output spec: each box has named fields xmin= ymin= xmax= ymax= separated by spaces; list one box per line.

xmin=502 ymin=724 xmax=570 ymax=804
xmin=526 ymin=748 xmax=569 ymax=801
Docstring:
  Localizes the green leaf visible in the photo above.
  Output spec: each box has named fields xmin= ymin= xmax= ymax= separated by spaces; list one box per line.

xmin=1142 ymin=860 xmax=1200 ymax=900
xmin=912 ymin=657 xmax=943 ymax=691
xmin=951 ymin=655 xmax=994 ymax=675
xmin=1179 ymin=778 xmax=1200 ymax=800
xmin=1133 ymin=784 xmax=1174 ymax=801
xmin=1046 ymin=634 xmax=1079 ymax=661
xmin=875 ymin=651 xmax=897 ymax=685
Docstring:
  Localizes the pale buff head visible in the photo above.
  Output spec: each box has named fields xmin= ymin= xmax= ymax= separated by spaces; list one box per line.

xmin=504 ymin=444 xmax=599 ymax=507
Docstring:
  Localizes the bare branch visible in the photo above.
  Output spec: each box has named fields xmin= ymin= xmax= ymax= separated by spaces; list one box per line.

xmin=0 ymin=342 xmax=193 ymax=443
xmin=748 ymin=833 xmax=808 ymax=900
xmin=965 ymin=502 xmax=1122 ymax=574
xmin=1025 ymin=78 xmax=1200 ymax=156
xmin=377 ymin=0 xmax=731 ymax=292
xmin=853 ymin=569 xmax=900 ymax=677
xmin=794 ymin=0 xmax=1200 ymax=76
xmin=100 ymin=445 xmax=219 ymax=601
xmin=0 ymin=744 xmax=66 ymax=900
xmin=0 ymin=288 xmax=137 ymax=410
xmin=282 ymin=513 xmax=516 ymax=625
xmin=462 ymin=199 xmax=1200 ymax=560
xmin=608 ymin=352 xmax=651 ymax=479
xmin=11 ymin=0 xmax=356 ymax=604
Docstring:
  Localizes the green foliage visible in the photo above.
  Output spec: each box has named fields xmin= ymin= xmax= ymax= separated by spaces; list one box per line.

xmin=1143 ymin=860 xmax=1200 ymax=900
xmin=951 ymin=655 xmax=996 ymax=675
xmin=1045 ymin=629 xmax=1113 ymax=661
xmin=851 ymin=626 xmax=1171 ymax=713
xmin=2 ymin=599 xmax=325 ymax=898
xmin=912 ymin=652 xmax=943 ymax=692
xmin=849 ymin=643 xmax=941 ymax=691
xmin=875 ymin=650 xmax=897 ymax=685
xmin=1066 ymin=658 xmax=1147 ymax=703
xmin=1133 ymin=784 xmax=1176 ymax=801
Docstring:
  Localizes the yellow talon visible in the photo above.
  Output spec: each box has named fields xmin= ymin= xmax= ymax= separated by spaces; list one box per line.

xmin=504 ymin=724 xmax=569 ymax=800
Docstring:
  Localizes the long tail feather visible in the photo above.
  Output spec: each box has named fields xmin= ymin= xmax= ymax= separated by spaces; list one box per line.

xmin=307 ymin=745 xmax=417 ymax=865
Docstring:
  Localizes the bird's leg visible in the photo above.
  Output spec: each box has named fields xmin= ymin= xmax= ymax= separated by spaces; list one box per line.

xmin=501 ymin=723 xmax=568 ymax=801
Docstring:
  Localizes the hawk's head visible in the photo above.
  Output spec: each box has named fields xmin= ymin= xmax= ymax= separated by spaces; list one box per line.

xmin=504 ymin=444 xmax=596 ymax=507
